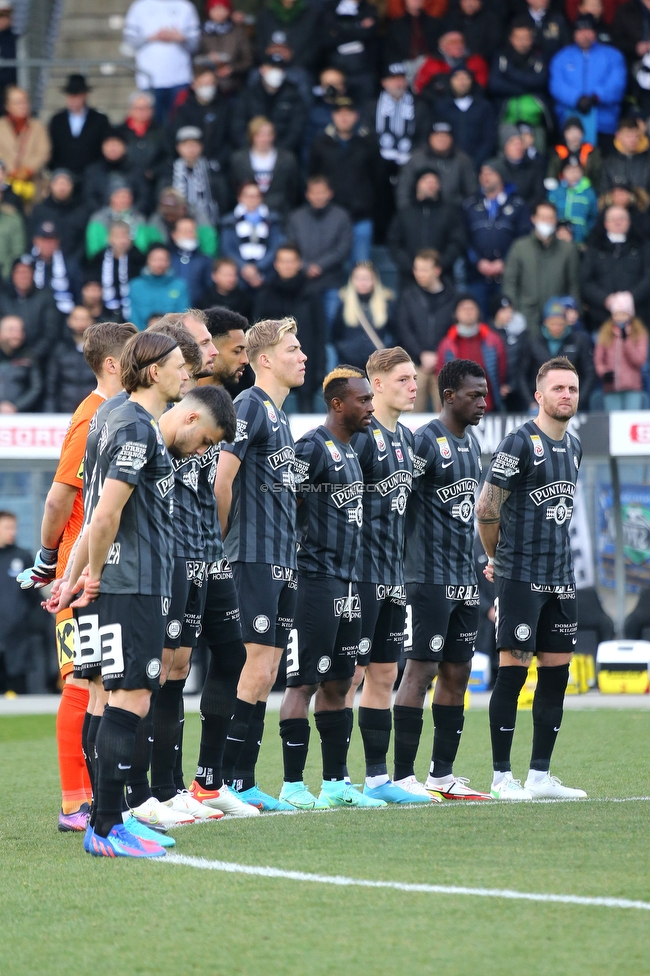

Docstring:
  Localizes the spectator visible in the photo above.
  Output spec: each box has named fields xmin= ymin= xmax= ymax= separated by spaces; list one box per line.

xmin=129 ymin=244 xmax=190 ymax=330
xmin=571 ymin=0 xmax=614 ymax=43
xmin=549 ymin=13 xmax=627 ymax=149
xmin=556 ymin=218 xmax=576 ymax=242
xmin=0 ymin=188 xmax=24 ymax=281
xmin=220 ymin=181 xmax=284 ymax=289
xmin=612 ymin=0 xmax=650 ymax=64
xmin=547 ymin=115 xmax=603 ymax=190
xmin=81 ymin=127 xmax=148 ymax=216
xmin=387 ymin=0 xmax=449 ymax=17
xmin=491 ymin=295 xmax=534 ymax=411
xmin=29 ymin=170 xmax=88 ymax=264
xmin=80 ymin=278 xmax=123 ymax=324
xmin=45 ymin=305 xmax=96 ymax=413
xmin=123 ymin=0 xmax=200 ymax=124
xmin=548 ymin=155 xmax=599 ymax=242
xmin=443 ymin=0 xmax=503 ymax=62
xmin=198 ymin=0 xmax=253 ymax=94
xmin=169 ymin=216 xmax=213 ymax=304
xmin=528 ymin=297 xmax=595 ymax=406
xmin=497 ymin=125 xmax=545 ymax=208
xmin=432 ymin=66 xmax=496 ymax=167
xmin=362 ymin=63 xmax=429 ymax=170
xmin=414 ymin=30 xmax=489 ymax=98
xmin=168 ymin=63 xmax=232 ymax=196
xmin=256 ymin=0 xmax=322 ymax=75
xmin=229 ymin=116 xmax=302 ymax=216
xmin=302 ymin=67 xmax=348 ymax=164
xmin=163 ymin=126 xmax=220 ymax=226
xmin=395 ymin=249 xmax=457 ymax=409
xmin=232 ymin=58 xmax=307 ymax=154
xmin=521 ymin=0 xmax=570 ymax=61
xmin=385 ymin=0 xmax=441 ymax=65
xmin=463 ymin=159 xmax=530 ymax=316
xmin=199 ymin=256 xmax=253 ymax=318
xmin=0 ymin=257 xmax=60 ymax=361
xmin=559 ymin=293 xmax=589 ymax=334
xmin=85 ymin=220 xmax=146 ymax=322
xmin=322 ymin=0 xmax=379 ymax=104
xmin=48 ymin=74 xmax=110 ymax=177
xmin=252 ymin=243 xmax=326 ymax=410
xmin=593 ymin=291 xmax=649 ymax=408
xmin=595 ymin=177 xmax=650 ymax=239
xmin=0 ymin=315 xmax=42 ymax=411
xmin=388 ymin=168 xmax=465 ymax=279
xmin=601 ymin=116 xmax=650 ymax=192
xmin=502 ymin=200 xmax=580 ymax=334
xmin=309 ymin=96 xmax=382 ymax=263
xmin=0 ymin=3 xmax=16 ymax=109
xmin=31 ymin=220 xmax=80 ymax=316
xmin=85 ymin=183 xmax=152 ymax=259
xmin=580 ymin=204 xmax=650 ymax=328
xmin=0 ymin=511 xmax=39 ymax=696
xmin=489 ymin=18 xmax=549 ymax=108
xmin=148 ymin=186 xmax=217 ymax=256
xmin=397 ymin=119 xmax=478 ymax=208
xmin=0 ymin=87 xmax=51 ymax=206
xmin=287 ymin=175 xmax=353 ymax=323
xmin=116 ymin=91 xmax=167 ymax=215
xmin=437 ymin=293 xmax=507 ymax=411
xmin=332 ymin=262 xmax=397 ymax=368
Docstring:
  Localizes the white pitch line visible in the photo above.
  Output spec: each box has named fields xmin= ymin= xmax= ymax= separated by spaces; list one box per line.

xmin=160 ymin=855 xmax=650 ymax=912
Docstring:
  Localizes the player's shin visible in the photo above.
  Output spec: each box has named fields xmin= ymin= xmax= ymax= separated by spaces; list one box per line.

xmin=529 ymin=663 xmax=570 ymax=775
xmin=489 ymin=665 xmax=529 ymax=776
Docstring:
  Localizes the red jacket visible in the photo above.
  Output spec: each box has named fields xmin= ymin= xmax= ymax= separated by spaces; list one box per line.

xmin=414 ymin=54 xmax=489 ymax=94
xmin=437 ymin=322 xmax=507 ymax=411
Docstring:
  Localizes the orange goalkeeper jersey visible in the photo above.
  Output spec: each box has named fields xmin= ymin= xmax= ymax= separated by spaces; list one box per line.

xmin=53 ymin=390 xmax=105 ymax=579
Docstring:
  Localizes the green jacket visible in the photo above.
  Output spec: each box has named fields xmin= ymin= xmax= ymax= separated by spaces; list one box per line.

xmin=86 ymin=206 xmax=158 ymax=259
xmin=0 ymin=204 xmax=25 ymax=280
xmin=502 ymin=232 xmax=580 ymax=336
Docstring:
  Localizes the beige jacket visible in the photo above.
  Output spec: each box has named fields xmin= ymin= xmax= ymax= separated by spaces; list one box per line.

xmin=0 ymin=117 xmax=51 ymax=177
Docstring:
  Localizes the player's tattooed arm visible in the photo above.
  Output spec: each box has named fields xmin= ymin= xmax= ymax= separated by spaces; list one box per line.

xmin=476 ymin=481 xmax=510 ymax=572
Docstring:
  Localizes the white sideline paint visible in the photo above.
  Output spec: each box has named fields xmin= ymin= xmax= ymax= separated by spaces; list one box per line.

xmin=160 ymin=855 xmax=650 ymax=912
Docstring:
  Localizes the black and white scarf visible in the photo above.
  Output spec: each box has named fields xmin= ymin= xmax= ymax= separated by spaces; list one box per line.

xmin=172 ymin=156 xmax=219 ymax=225
xmin=32 ymin=248 xmax=74 ymax=315
xmin=101 ymin=249 xmax=131 ymax=319
xmin=203 ymin=20 xmax=233 ymax=35
xmin=375 ymin=90 xmax=416 ymax=165
xmin=233 ymin=202 xmax=270 ymax=263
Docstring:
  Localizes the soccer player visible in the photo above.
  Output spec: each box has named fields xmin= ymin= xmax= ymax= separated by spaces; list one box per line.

xmin=395 ymin=359 xmax=492 ymax=801
xmin=345 ymin=347 xmax=433 ymax=805
xmin=184 ymin=308 xmax=260 ymax=818
xmin=215 ymin=317 xmax=306 ymax=810
xmin=17 ymin=320 xmax=137 ymax=832
xmin=476 ymin=356 xmax=587 ymax=801
xmin=279 ymin=367 xmax=386 ymax=809
xmin=78 ymin=332 xmax=231 ymax=857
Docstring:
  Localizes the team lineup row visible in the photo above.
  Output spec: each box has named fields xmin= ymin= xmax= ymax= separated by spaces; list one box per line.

xmin=18 ymin=307 xmax=587 ymax=859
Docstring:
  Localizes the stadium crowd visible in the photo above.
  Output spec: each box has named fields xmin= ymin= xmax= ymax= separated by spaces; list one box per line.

xmin=0 ymin=0 xmax=649 ymax=413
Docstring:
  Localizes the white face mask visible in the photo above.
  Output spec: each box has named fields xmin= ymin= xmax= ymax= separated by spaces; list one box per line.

xmin=263 ymin=68 xmax=285 ymax=90
xmin=607 ymin=232 xmax=626 ymax=243
xmin=176 ymin=238 xmax=198 ymax=251
xmin=456 ymin=322 xmax=479 ymax=337
xmin=535 ymin=221 xmax=556 ymax=238
xmin=195 ymin=84 xmax=216 ymax=102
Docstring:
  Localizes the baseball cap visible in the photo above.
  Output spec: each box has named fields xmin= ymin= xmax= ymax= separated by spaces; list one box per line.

xmin=543 ymin=298 xmax=567 ymax=319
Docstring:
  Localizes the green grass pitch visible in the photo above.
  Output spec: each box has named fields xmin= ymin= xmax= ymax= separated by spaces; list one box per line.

xmin=1 ymin=707 xmax=649 ymax=976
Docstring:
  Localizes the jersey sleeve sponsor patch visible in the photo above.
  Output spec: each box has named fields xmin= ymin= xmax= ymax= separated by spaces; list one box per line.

xmin=114 ymin=440 xmax=148 ymax=471
xmin=490 ymin=452 xmax=520 ymax=478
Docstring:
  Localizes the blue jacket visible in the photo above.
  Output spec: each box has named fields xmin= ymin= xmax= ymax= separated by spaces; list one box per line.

xmin=462 ymin=189 xmax=530 ymax=269
xmin=548 ymin=177 xmax=598 ymax=243
xmin=170 ymin=247 xmax=213 ymax=306
xmin=549 ymin=42 xmax=627 ymax=135
xmin=129 ymin=270 xmax=190 ymax=331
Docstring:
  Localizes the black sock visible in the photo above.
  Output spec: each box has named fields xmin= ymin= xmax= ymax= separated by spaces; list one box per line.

xmin=280 ymin=717 xmax=311 ymax=783
xmin=222 ymin=698 xmax=256 ymax=785
xmin=195 ymin=640 xmax=245 ymax=789
xmin=431 ymin=703 xmax=464 ymax=779
xmin=393 ymin=704 xmax=423 ymax=781
xmin=81 ymin=711 xmax=93 ymax=792
xmin=173 ymin=688 xmax=186 ymax=792
xmin=530 ymin=664 xmax=570 ymax=772
xmin=489 ymin=666 xmax=528 ymax=772
xmin=358 ymin=706 xmax=391 ymax=778
xmin=94 ymin=706 xmax=140 ymax=838
xmin=125 ymin=690 xmax=157 ymax=809
xmin=344 ymin=706 xmax=354 ymax=777
xmin=87 ymin=713 xmax=102 ymax=808
xmin=315 ymin=709 xmax=349 ymax=782
xmin=233 ymin=700 xmax=266 ymax=792
xmin=151 ymin=679 xmax=184 ymax=802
